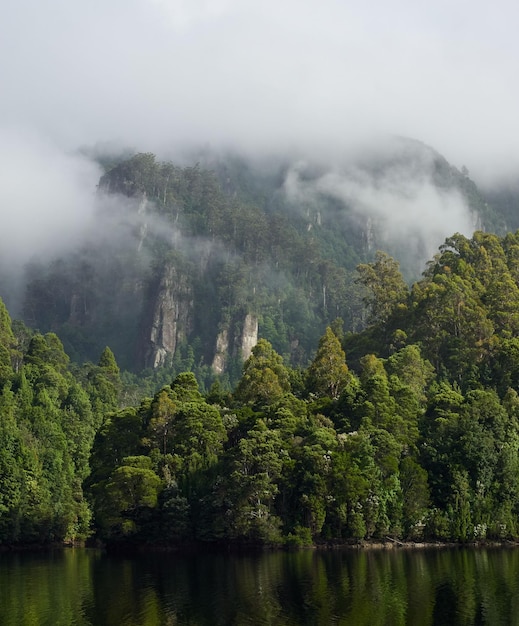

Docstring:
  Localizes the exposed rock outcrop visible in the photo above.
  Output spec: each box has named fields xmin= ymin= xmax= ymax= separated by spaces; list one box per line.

xmin=241 ymin=313 xmax=258 ymax=361
xmin=211 ymin=313 xmax=258 ymax=374
xmin=211 ymin=329 xmax=229 ymax=375
xmin=141 ymin=263 xmax=193 ymax=369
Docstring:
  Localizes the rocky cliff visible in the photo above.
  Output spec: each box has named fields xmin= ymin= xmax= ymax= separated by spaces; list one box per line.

xmin=211 ymin=313 xmax=258 ymax=374
xmin=141 ymin=263 xmax=193 ymax=369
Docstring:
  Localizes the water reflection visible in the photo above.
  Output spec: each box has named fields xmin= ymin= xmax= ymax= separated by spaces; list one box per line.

xmin=1 ymin=547 xmax=519 ymax=625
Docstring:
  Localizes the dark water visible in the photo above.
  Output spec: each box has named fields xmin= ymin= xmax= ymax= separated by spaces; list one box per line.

xmin=1 ymin=546 xmax=519 ymax=625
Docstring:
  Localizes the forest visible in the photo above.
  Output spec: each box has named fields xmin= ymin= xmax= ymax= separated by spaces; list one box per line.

xmin=16 ymin=142 xmax=502 ymax=389
xmin=3 ymin=227 xmax=519 ymax=547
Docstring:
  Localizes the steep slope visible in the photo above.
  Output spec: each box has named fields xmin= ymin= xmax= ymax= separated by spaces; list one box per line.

xmin=483 ymin=182 xmax=519 ymax=232
xmin=18 ymin=138 xmax=500 ymax=380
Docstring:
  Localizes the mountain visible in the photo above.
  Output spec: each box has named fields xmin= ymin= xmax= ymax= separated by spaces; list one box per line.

xmin=14 ymin=137 xmax=504 ymax=385
xmin=483 ymin=182 xmax=519 ymax=232
xmin=3 ymin=155 xmax=519 ymax=546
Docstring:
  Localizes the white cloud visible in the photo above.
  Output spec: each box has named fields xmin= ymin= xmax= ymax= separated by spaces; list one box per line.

xmin=0 ymin=128 xmax=100 ymax=267
xmin=283 ymin=143 xmax=476 ymax=273
xmin=147 ymin=0 xmax=237 ymax=28
xmin=0 ymin=0 xmax=518 ymax=309
xmin=1 ymin=0 xmax=518 ymax=180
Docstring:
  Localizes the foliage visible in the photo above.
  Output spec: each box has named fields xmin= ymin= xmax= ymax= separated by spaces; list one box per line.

xmin=7 ymin=222 xmax=519 ymax=546
xmin=0 ymin=321 xmax=107 ymax=545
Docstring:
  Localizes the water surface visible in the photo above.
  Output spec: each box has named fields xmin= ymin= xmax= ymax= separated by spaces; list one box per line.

xmin=1 ymin=546 xmax=519 ymax=625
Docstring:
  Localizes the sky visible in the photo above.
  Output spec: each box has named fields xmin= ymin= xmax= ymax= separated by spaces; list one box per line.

xmin=0 ymin=0 xmax=518 ymax=307
xmin=2 ymin=0 xmax=518 ymax=177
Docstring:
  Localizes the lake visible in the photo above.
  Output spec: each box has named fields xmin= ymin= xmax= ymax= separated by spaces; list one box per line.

xmin=1 ymin=545 xmax=519 ymax=625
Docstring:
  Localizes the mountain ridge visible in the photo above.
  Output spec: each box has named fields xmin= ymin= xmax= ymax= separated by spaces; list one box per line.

xmin=6 ymin=136 xmax=508 ymax=384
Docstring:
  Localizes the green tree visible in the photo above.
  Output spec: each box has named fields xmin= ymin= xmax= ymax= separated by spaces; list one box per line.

xmin=95 ymin=456 xmax=162 ymax=539
xmin=306 ymin=327 xmax=350 ymax=399
xmin=291 ymin=419 xmax=338 ymax=538
xmin=214 ymin=420 xmax=284 ymax=543
xmin=399 ymin=456 xmax=430 ymax=538
xmin=354 ymin=355 xmax=395 ymax=433
xmin=147 ymin=389 xmax=177 ymax=456
xmin=420 ymin=381 xmax=465 ymax=513
xmin=25 ymin=333 xmax=69 ymax=373
xmin=356 ymin=251 xmax=408 ymax=325
xmin=0 ymin=298 xmax=15 ymax=386
xmin=330 ymin=430 xmax=382 ymax=539
xmin=0 ymin=386 xmax=23 ymax=542
xmin=88 ymin=407 xmax=144 ymax=487
xmin=85 ymin=347 xmax=122 ymax=422
xmin=386 ymin=345 xmax=434 ymax=449
xmin=234 ymin=339 xmax=290 ymax=406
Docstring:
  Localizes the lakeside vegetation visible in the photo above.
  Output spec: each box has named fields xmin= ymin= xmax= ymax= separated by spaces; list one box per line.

xmin=4 ymin=229 xmax=519 ymax=548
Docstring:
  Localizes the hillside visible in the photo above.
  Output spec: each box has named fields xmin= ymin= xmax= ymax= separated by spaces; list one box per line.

xmin=15 ymin=137 xmax=503 ymax=386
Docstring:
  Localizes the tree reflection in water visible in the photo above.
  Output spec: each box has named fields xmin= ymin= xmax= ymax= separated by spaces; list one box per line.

xmin=1 ymin=547 xmax=519 ymax=625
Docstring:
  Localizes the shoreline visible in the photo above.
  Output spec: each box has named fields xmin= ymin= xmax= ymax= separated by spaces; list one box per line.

xmin=102 ymin=537 xmax=519 ymax=555
xmin=2 ymin=537 xmax=519 ymax=554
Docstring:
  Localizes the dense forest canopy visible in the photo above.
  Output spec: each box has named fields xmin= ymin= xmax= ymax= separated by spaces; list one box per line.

xmin=3 ymin=226 xmax=519 ymax=546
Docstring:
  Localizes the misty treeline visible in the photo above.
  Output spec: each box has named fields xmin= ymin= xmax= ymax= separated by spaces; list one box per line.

xmin=4 ymin=228 xmax=519 ymax=546
xmin=21 ymin=151 xmax=368 ymax=381
xmin=18 ymin=145 xmax=500 ymax=390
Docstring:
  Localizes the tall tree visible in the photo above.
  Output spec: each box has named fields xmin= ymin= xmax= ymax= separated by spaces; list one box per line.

xmin=306 ymin=326 xmax=350 ymax=399
xmin=234 ymin=339 xmax=291 ymax=406
xmin=356 ymin=251 xmax=408 ymax=325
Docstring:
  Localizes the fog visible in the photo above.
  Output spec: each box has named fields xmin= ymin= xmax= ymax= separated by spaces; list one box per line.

xmin=0 ymin=129 xmax=102 ymax=312
xmin=1 ymin=0 xmax=518 ymax=308
xmin=2 ymin=1 xmax=518 ymax=173
xmin=283 ymin=140 xmax=477 ymax=272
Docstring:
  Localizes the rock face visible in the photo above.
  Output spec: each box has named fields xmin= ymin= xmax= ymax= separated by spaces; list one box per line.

xmin=240 ymin=313 xmax=258 ymax=361
xmin=142 ymin=263 xmax=193 ymax=369
xmin=211 ymin=313 xmax=258 ymax=374
xmin=211 ymin=329 xmax=229 ymax=375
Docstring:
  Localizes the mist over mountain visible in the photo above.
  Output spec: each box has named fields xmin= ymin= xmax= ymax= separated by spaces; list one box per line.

xmin=3 ymin=1 xmax=519 ymax=182
xmin=1 ymin=136 xmax=507 ymax=384
xmin=482 ymin=182 xmax=519 ymax=233
xmin=2 ymin=0 xmax=518 ymax=371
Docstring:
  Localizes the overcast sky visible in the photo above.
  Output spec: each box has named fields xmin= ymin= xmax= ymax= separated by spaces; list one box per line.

xmin=1 ymin=0 xmax=518 ymax=310
xmin=1 ymin=0 xmax=518 ymax=181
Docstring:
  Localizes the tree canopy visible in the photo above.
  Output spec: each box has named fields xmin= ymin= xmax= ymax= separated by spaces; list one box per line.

xmin=4 ymin=227 xmax=519 ymax=546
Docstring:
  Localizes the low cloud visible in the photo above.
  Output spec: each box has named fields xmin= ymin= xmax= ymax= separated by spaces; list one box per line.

xmin=1 ymin=1 xmax=519 ymax=182
xmin=283 ymin=143 xmax=476 ymax=274
xmin=0 ymin=129 xmax=100 ymax=257
xmin=1 ymin=0 xmax=518 ymax=307
xmin=0 ymin=129 xmax=101 ymax=312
